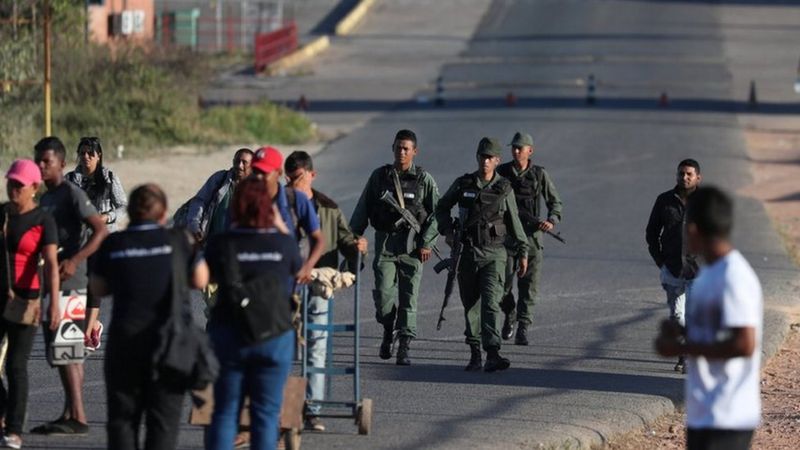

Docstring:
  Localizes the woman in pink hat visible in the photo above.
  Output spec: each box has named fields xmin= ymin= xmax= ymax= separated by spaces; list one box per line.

xmin=0 ymin=159 xmax=60 ymax=449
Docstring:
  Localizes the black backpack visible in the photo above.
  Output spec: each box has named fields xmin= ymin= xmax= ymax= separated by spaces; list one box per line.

xmin=218 ymin=239 xmax=292 ymax=345
xmin=151 ymin=229 xmax=219 ymax=391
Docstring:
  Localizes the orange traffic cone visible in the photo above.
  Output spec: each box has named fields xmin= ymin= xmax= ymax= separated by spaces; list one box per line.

xmin=505 ymin=91 xmax=517 ymax=107
xmin=659 ymin=92 xmax=669 ymax=107
xmin=297 ymin=95 xmax=309 ymax=111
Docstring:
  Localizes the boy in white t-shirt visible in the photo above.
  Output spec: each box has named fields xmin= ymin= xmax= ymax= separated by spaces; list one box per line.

xmin=655 ymin=186 xmax=762 ymax=450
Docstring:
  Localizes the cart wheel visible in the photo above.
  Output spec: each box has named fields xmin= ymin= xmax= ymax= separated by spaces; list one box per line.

xmin=357 ymin=398 xmax=373 ymax=435
xmin=283 ymin=428 xmax=302 ymax=450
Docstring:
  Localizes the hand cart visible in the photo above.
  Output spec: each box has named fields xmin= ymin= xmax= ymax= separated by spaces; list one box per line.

xmin=302 ymin=253 xmax=373 ymax=435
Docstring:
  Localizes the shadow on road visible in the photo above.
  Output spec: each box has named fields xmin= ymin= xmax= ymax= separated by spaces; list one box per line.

xmin=371 ymin=365 xmax=682 ymax=400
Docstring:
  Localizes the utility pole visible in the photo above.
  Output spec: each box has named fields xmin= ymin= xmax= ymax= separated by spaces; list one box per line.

xmin=216 ymin=0 xmax=223 ymax=52
xmin=44 ymin=0 xmax=52 ymax=135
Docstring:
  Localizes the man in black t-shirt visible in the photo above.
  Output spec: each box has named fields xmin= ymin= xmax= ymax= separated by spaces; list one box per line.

xmin=32 ymin=136 xmax=109 ymax=435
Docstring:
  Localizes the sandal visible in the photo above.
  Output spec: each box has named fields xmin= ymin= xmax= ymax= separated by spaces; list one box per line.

xmin=234 ymin=431 xmax=250 ymax=449
xmin=30 ymin=418 xmax=67 ymax=434
xmin=30 ymin=418 xmax=88 ymax=436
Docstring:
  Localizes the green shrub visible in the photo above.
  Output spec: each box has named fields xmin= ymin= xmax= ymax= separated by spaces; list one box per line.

xmin=0 ymin=4 xmax=315 ymax=163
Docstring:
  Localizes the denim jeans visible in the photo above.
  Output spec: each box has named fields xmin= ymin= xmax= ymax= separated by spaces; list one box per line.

xmin=660 ymin=266 xmax=690 ymax=327
xmin=207 ymin=324 xmax=294 ymax=450
xmin=305 ymin=295 xmax=329 ymax=416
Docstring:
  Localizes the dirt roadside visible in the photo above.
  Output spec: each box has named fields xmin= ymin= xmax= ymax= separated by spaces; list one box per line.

xmin=599 ymin=120 xmax=800 ymax=450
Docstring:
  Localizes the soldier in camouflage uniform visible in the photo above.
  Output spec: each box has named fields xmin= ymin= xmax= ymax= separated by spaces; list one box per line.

xmin=435 ymin=137 xmax=529 ymax=372
xmin=497 ymin=132 xmax=563 ymax=345
xmin=350 ymin=130 xmax=439 ymax=366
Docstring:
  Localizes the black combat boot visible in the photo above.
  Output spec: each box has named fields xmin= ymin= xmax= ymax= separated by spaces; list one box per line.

xmin=514 ymin=322 xmax=529 ymax=346
xmin=464 ymin=344 xmax=482 ymax=372
xmin=484 ymin=348 xmax=510 ymax=373
xmin=396 ymin=336 xmax=411 ymax=366
xmin=379 ymin=322 xmax=394 ymax=360
xmin=502 ymin=314 xmax=515 ymax=340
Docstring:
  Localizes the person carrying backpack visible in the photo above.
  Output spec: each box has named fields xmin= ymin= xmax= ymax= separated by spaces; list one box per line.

xmin=90 ymin=184 xmax=209 ymax=450
xmin=204 ymin=178 xmax=302 ymax=450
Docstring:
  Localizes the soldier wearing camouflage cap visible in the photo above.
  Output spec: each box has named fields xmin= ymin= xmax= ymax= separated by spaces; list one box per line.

xmin=497 ymin=132 xmax=563 ymax=345
xmin=434 ymin=137 xmax=529 ymax=372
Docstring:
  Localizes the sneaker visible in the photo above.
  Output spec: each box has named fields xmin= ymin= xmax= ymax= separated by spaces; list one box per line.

xmin=305 ymin=416 xmax=325 ymax=432
xmin=1 ymin=434 xmax=22 ymax=449
xmin=30 ymin=418 xmax=88 ymax=436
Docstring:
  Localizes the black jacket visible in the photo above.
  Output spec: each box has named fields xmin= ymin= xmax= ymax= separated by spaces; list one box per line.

xmin=645 ymin=187 xmax=697 ymax=279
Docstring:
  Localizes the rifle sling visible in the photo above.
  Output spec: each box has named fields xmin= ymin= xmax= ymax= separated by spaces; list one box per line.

xmin=391 ymin=168 xmax=406 ymax=210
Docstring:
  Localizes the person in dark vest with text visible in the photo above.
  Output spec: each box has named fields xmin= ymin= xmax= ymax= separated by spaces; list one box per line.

xmin=435 ymin=137 xmax=528 ymax=372
xmin=497 ymin=132 xmax=563 ymax=345
xmin=90 ymin=184 xmax=208 ymax=450
xmin=349 ymin=129 xmax=439 ymax=366
xmin=204 ymin=178 xmax=302 ymax=450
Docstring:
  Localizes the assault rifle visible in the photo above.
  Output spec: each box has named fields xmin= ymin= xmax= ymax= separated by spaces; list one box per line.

xmin=433 ymin=218 xmax=462 ymax=331
xmin=378 ymin=191 xmax=444 ymax=261
xmin=533 ymin=218 xmax=566 ymax=244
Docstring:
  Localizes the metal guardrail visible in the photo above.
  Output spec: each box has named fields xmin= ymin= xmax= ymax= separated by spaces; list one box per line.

xmin=253 ymin=21 xmax=297 ymax=73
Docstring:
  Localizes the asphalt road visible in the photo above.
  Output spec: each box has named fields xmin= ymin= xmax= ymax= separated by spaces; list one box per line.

xmin=21 ymin=0 xmax=800 ymax=449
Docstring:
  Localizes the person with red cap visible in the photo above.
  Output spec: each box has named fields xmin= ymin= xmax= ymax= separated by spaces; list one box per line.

xmin=251 ymin=146 xmax=325 ymax=284
xmin=229 ymin=146 xmax=324 ymax=448
xmin=0 ymin=159 xmax=61 ymax=449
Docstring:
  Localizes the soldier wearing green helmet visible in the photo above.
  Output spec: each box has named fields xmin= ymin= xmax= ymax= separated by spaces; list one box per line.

xmin=434 ymin=137 xmax=529 ymax=372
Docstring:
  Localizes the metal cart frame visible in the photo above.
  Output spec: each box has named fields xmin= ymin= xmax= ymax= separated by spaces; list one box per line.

xmin=301 ymin=254 xmax=373 ymax=435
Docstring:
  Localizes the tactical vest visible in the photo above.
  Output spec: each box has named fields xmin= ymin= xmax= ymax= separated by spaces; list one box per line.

xmin=456 ymin=174 xmax=511 ymax=248
xmin=496 ymin=163 xmax=543 ymax=230
xmin=369 ymin=165 xmax=427 ymax=232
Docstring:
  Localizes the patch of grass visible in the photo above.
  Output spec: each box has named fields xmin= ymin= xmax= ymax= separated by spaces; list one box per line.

xmin=201 ymin=102 xmax=315 ymax=145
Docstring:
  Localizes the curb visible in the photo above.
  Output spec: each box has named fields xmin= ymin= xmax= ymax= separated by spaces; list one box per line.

xmin=335 ymin=0 xmax=377 ymax=36
xmin=263 ymin=35 xmax=330 ymax=75
xmin=261 ymin=0 xmax=377 ymax=75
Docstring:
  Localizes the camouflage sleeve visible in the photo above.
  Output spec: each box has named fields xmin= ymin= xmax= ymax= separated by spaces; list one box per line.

xmin=505 ymin=192 xmax=529 ymax=259
xmin=419 ymin=172 xmax=440 ymax=249
xmin=541 ymin=169 xmax=563 ymax=224
xmin=434 ymin=179 xmax=460 ymax=236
